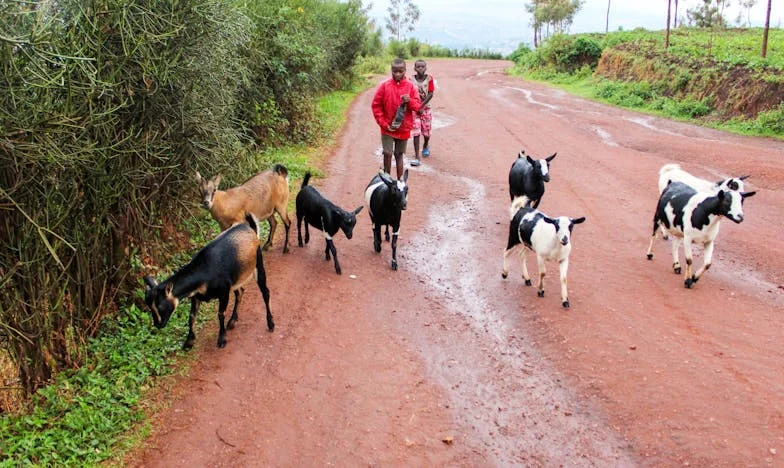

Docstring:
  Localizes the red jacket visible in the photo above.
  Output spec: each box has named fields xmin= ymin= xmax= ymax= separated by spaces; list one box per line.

xmin=371 ymin=77 xmax=422 ymax=139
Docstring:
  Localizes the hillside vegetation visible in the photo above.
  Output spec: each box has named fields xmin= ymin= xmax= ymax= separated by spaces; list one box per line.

xmin=510 ymin=27 xmax=784 ymax=137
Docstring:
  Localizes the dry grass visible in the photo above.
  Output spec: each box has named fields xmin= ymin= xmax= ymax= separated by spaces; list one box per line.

xmin=0 ymin=349 xmax=24 ymax=414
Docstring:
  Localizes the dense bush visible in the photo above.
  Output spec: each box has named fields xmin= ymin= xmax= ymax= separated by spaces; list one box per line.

xmin=0 ymin=0 xmax=371 ymax=400
xmin=522 ymin=34 xmax=603 ymax=73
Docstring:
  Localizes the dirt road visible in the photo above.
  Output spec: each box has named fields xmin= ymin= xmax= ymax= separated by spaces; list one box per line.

xmin=130 ymin=59 xmax=784 ymax=467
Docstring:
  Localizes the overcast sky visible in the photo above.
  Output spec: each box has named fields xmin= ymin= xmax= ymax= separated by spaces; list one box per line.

xmin=368 ymin=0 xmax=782 ymax=54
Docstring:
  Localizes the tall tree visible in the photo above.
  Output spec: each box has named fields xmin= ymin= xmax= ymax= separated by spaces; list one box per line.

xmin=385 ymin=0 xmax=421 ymax=41
xmin=666 ymin=0 xmax=672 ymax=49
xmin=525 ymin=0 xmax=584 ymax=46
xmin=737 ymin=0 xmax=757 ymax=27
xmin=605 ymin=0 xmax=610 ymax=33
xmin=761 ymin=0 xmax=771 ymax=57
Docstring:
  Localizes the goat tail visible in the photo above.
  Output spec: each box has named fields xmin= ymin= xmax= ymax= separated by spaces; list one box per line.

xmin=272 ymin=164 xmax=288 ymax=178
xmin=301 ymin=172 xmax=312 ymax=189
xmin=659 ymin=163 xmax=681 ymax=176
xmin=244 ymin=213 xmax=258 ymax=232
xmin=510 ymin=196 xmax=529 ymax=219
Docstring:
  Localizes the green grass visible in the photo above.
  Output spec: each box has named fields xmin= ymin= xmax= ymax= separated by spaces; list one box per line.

xmin=0 ymin=82 xmax=368 ymax=467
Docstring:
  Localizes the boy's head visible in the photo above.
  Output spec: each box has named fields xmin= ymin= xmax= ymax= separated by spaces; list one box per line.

xmin=414 ymin=59 xmax=427 ymax=76
xmin=391 ymin=58 xmax=406 ymax=82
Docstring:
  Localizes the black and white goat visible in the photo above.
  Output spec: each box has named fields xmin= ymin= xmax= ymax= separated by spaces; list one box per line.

xmin=143 ymin=214 xmax=273 ymax=349
xmin=502 ymin=197 xmax=585 ymax=308
xmin=646 ymin=181 xmax=756 ymax=288
xmin=364 ymin=169 xmax=409 ymax=271
xmin=657 ymin=163 xmax=749 ymax=195
xmin=296 ymin=173 xmax=363 ymax=275
xmin=508 ymin=149 xmax=556 ymax=207
xmin=657 ymin=164 xmax=750 ymax=240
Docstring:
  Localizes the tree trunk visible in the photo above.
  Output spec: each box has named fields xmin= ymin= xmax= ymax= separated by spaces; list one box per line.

xmin=606 ymin=0 xmax=610 ymax=33
xmin=674 ymin=0 xmax=679 ymax=27
xmin=666 ymin=0 xmax=672 ymax=49
xmin=761 ymin=0 xmax=771 ymax=58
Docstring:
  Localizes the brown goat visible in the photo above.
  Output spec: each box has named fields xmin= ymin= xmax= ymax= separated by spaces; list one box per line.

xmin=196 ymin=164 xmax=291 ymax=253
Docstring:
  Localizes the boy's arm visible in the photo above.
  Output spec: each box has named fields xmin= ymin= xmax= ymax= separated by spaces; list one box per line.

xmin=420 ymin=77 xmax=435 ymax=108
xmin=371 ymin=84 xmax=389 ymax=128
xmin=407 ymin=82 xmax=423 ymax=113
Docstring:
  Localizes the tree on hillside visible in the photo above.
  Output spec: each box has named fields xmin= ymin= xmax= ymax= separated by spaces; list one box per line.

xmin=687 ymin=0 xmax=727 ymax=27
xmin=385 ymin=0 xmax=420 ymax=41
xmin=762 ymin=0 xmax=771 ymax=57
xmin=666 ymin=0 xmax=672 ymax=49
xmin=525 ymin=0 xmax=584 ymax=47
xmin=674 ymin=0 xmax=679 ymax=27
xmin=736 ymin=0 xmax=757 ymax=26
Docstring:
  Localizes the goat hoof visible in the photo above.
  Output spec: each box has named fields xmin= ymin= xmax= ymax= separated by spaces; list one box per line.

xmin=182 ymin=340 xmax=194 ymax=350
xmin=374 ymin=243 xmax=381 ymax=253
xmin=335 ymin=268 xmax=342 ymax=275
xmin=501 ymin=272 xmax=508 ymax=279
xmin=262 ymin=243 xmax=272 ymax=252
xmin=646 ymin=254 xmax=653 ymax=260
xmin=227 ymin=319 xmax=237 ymax=330
xmin=283 ymin=247 xmax=290 ymax=254
xmin=562 ymin=300 xmax=570 ymax=308
xmin=391 ymin=261 xmax=398 ymax=271
xmin=674 ymin=267 xmax=681 ymax=274
xmin=684 ymin=278 xmax=694 ymax=289
xmin=524 ymin=279 xmax=532 ymax=286
xmin=267 ymin=321 xmax=275 ymax=332
xmin=217 ymin=338 xmax=227 ymax=348
xmin=537 ymin=290 xmax=545 ymax=297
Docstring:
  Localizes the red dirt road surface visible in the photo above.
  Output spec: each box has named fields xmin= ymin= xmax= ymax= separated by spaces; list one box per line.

xmin=130 ymin=59 xmax=784 ymax=467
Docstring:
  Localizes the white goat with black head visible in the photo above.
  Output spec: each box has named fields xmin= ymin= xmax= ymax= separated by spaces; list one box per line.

xmin=365 ymin=169 xmax=409 ymax=271
xmin=646 ymin=181 xmax=755 ymax=288
xmin=296 ymin=173 xmax=363 ymax=275
xmin=502 ymin=197 xmax=586 ymax=308
xmin=508 ymin=149 xmax=556 ymax=207
xmin=143 ymin=214 xmax=273 ymax=349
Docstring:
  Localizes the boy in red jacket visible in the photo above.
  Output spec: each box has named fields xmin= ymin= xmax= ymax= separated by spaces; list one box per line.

xmin=371 ymin=58 xmax=422 ymax=179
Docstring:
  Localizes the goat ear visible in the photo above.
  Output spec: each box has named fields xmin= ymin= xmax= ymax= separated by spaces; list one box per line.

xmin=195 ymin=171 xmax=202 ymax=182
xmin=546 ymin=152 xmax=557 ymax=162
xmin=213 ymin=175 xmax=222 ymax=187
xmin=379 ymin=171 xmax=394 ymax=185
xmin=143 ymin=276 xmax=158 ymax=291
xmin=739 ymin=175 xmax=750 ymax=181
xmin=353 ymin=206 xmax=364 ymax=216
xmin=742 ymin=191 xmax=756 ymax=198
xmin=526 ymin=155 xmax=535 ymax=165
xmin=572 ymin=217 xmax=586 ymax=224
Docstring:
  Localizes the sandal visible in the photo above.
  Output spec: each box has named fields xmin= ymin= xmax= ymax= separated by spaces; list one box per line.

xmin=410 ymin=159 xmax=421 ymax=167
xmin=422 ymin=148 xmax=430 ymax=157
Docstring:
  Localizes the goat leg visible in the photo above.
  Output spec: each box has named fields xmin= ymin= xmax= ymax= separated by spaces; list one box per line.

xmin=372 ymin=223 xmax=382 ymax=253
xmin=280 ymin=211 xmax=291 ymax=254
xmin=384 ymin=225 xmax=390 ymax=242
xmin=217 ymin=293 xmax=230 ymax=348
xmin=263 ymin=216 xmax=277 ymax=251
xmin=184 ymin=299 xmax=200 ymax=350
xmin=227 ymin=287 xmax=243 ymax=330
xmin=296 ymin=213 xmax=304 ymax=247
xmin=536 ymin=255 xmax=546 ymax=297
xmin=326 ymin=238 xmax=341 ymax=274
xmin=559 ymin=258 xmax=570 ymax=308
xmin=390 ymin=226 xmax=399 ymax=271
xmin=256 ymin=247 xmax=274 ymax=331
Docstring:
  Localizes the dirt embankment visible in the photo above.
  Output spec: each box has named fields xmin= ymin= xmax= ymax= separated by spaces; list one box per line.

xmin=596 ymin=44 xmax=784 ymax=119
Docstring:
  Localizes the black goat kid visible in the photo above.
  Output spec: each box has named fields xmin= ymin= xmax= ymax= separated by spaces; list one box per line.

xmin=296 ymin=173 xmax=363 ymax=274
xmin=364 ymin=169 xmax=409 ymax=270
xmin=143 ymin=214 xmax=273 ymax=349
xmin=508 ymin=149 xmax=557 ymax=208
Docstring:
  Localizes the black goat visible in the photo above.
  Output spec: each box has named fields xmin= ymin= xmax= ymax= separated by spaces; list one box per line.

xmin=143 ymin=214 xmax=273 ymax=349
xmin=364 ymin=169 xmax=409 ymax=270
xmin=508 ymin=149 xmax=557 ymax=207
xmin=296 ymin=173 xmax=363 ymax=274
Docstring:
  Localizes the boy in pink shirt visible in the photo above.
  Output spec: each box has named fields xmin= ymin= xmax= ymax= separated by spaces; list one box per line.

xmin=371 ymin=58 xmax=422 ymax=179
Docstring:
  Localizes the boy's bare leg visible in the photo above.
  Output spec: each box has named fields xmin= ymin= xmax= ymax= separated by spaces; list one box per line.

xmin=383 ymin=150 xmax=393 ymax=174
xmin=423 ymin=136 xmax=430 ymax=152
xmin=413 ymin=136 xmax=421 ymax=159
xmin=394 ymin=151 xmax=404 ymax=179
